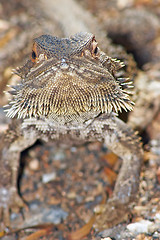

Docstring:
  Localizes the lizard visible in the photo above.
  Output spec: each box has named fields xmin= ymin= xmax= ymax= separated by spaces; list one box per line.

xmin=0 ymin=32 xmax=143 ymax=231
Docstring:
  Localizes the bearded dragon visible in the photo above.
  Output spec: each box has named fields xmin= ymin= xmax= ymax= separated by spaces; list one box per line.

xmin=0 ymin=32 xmax=143 ymax=230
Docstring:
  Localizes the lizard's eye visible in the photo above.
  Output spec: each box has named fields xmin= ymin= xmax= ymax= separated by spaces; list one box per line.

xmin=31 ymin=49 xmax=38 ymax=63
xmin=31 ymin=42 xmax=39 ymax=63
xmin=91 ymin=39 xmax=98 ymax=57
xmin=94 ymin=46 xmax=98 ymax=54
xmin=32 ymin=50 xmax=37 ymax=60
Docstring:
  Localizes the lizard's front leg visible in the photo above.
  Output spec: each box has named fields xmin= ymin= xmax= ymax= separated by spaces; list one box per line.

xmin=0 ymin=120 xmax=38 ymax=230
xmin=83 ymin=114 xmax=143 ymax=229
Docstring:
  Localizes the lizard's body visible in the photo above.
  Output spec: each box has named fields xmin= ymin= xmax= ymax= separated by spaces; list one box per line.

xmin=0 ymin=32 xmax=143 ymax=230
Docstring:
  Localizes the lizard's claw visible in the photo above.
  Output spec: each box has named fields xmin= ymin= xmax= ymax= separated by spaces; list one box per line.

xmin=0 ymin=187 xmax=25 ymax=230
xmin=94 ymin=198 xmax=130 ymax=230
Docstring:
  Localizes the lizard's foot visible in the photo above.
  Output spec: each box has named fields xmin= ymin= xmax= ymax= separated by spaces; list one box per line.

xmin=94 ymin=198 xmax=130 ymax=230
xmin=0 ymin=187 xmax=25 ymax=230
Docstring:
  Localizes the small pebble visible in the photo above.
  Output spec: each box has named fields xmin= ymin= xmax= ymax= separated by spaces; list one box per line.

xmin=101 ymin=238 xmax=112 ymax=240
xmin=42 ymin=207 xmax=68 ymax=224
xmin=54 ymin=150 xmax=66 ymax=161
xmin=0 ymin=19 xmax=10 ymax=30
xmin=67 ymin=191 xmax=76 ymax=199
xmin=127 ymin=220 xmax=154 ymax=234
xmin=29 ymin=158 xmax=39 ymax=170
xmin=117 ymin=0 xmax=133 ymax=9
xmin=70 ymin=146 xmax=77 ymax=152
xmin=42 ymin=172 xmax=57 ymax=183
xmin=28 ymin=149 xmax=37 ymax=158
xmin=152 ymin=231 xmax=160 ymax=239
xmin=154 ymin=213 xmax=160 ymax=220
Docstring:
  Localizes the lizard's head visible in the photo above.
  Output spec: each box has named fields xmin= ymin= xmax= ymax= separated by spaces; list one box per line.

xmin=6 ymin=32 xmax=134 ymax=124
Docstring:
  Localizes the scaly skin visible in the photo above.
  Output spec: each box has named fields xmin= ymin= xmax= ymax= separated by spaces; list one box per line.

xmin=0 ymin=32 xmax=143 ymax=230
